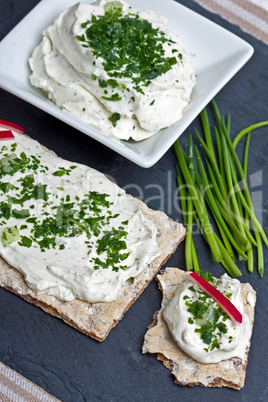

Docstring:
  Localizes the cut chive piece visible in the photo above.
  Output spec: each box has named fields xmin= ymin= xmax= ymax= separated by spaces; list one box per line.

xmin=12 ymin=209 xmax=30 ymax=219
xmin=2 ymin=226 xmax=20 ymax=246
xmin=108 ymin=112 xmax=121 ymax=127
xmin=18 ymin=236 xmax=32 ymax=248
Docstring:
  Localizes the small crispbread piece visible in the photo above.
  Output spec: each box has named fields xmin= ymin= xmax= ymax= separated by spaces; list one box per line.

xmin=0 ymin=181 xmax=185 ymax=341
xmin=142 ymin=268 xmax=256 ymax=389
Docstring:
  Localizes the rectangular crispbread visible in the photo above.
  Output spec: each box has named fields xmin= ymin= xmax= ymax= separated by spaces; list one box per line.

xmin=142 ymin=268 xmax=256 ymax=389
xmin=0 ymin=138 xmax=186 ymax=341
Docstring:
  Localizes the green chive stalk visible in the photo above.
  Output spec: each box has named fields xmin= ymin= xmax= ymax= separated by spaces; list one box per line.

xmin=195 ymin=146 xmax=247 ymax=259
xmin=225 ymin=144 xmax=268 ymax=246
xmin=194 ymin=129 xmax=228 ymax=203
xmin=176 ymin=163 xmax=199 ymax=272
xmin=216 ymin=104 xmax=268 ymax=278
xmin=193 ymin=213 xmax=242 ymax=277
xmin=174 ymin=141 xmax=222 ymax=262
xmin=185 ymin=135 xmax=195 ymax=270
xmin=204 ymin=151 xmax=250 ymax=250
xmin=176 ymin=164 xmax=187 ymax=222
xmin=214 ymin=198 xmax=250 ymax=249
xmin=214 ymin=127 xmax=225 ymax=180
xmin=255 ymin=228 xmax=264 ymax=277
xmin=221 ymin=133 xmax=247 ymax=240
xmin=243 ymin=133 xmax=254 ymax=272
xmin=233 ymin=121 xmax=268 ymax=149
xmin=200 ymin=109 xmax=217 ymax=161
xmin=174 ymin=100 xmax=267 ymax=277
xmin=222 ymin=124 xmax=268 ymax=247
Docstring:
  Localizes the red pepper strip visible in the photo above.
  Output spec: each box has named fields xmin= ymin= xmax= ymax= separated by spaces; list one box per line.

xmin=0 ymin=120 xmax=24 ymax=133
xmin=0 ymin=130 xmax=15 ymax=140
xmin=189 ymin=272 xmax=243 ymax=324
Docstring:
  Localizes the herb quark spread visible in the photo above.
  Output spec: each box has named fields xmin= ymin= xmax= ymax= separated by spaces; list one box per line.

xmin=29 ymin=0 xmax=195 ymax=141
xmin=163 ymin=273 xmax=253 ymax=363
xmin=0 ymin=131 xmax=160 ymax=302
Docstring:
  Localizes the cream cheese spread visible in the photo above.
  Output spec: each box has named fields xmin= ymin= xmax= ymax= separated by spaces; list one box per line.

xmin=0 ymin=130 xmax=160 ymax=302
xmin=163 ymin=273 xmax=252 ymax=364
xmin=29 ymin=0 xmax=195 ymax=141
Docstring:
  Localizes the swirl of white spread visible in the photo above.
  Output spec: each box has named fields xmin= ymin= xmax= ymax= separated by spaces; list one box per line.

xmin=29 ymin=0 xmax=195 ymax=141
xmin=163 ymin=274 xmax=252 ymax=364
xmin=0 ymin=132 xmax=160 ymax=303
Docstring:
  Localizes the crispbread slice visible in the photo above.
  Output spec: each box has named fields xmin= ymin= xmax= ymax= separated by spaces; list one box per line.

xmin=0 ymin=194 xmax=185 ymax=341
xmin=142 ymin=268 xmax=256 ymax=389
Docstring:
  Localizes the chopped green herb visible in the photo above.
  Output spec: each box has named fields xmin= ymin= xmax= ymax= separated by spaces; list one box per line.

xmin=2 ymin=226 xmax=20 ymax=246
xmin=18 ymin=236 xmax=32 ymax=248
xmin=52 ymin=167 xmax=74 ymax=177
xmin=199 ymin=271 xmax=216 ymax=285
xmin=186 ymin=284 xmax=230 ymax=353
xmin=0 ymin=202 xmax=11 ymax=220
xmin=78 ymin=7 xmax=178 ymax=95
xmin=12 ymin=209 xmax=30 ymax=219
xmin=107 ymin=79 xmax=118 ymax=88
xmin=102 ymin=93 xmax=122 ymax=101
xmin=104 ymin=1 xmax=123 ymax=15
xmin=188 ymin=317 xmax=194 ymax=324
xmin=108 ymin=112 xmax=121 ymax=127
xmin=93 ymin=228 xmax=130 ymax=272
xmin=188 ymin=285 xmax=196 ymax=292
xmin=0 ymin=182 xmax=17 ymax=193
xmin=0 ymin=145 xmax=130 ymax=272
xmin=98 ymin=78 xmax=108 ymax=88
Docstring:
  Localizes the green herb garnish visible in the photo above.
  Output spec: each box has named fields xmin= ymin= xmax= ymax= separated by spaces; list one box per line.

xmin=18 ymin=236 xmax=32 ymax=248
xmin=77 ymin=4 xmax=179 ymax=95
xmin=108 ymin=112 xmax=121 ymax=127
xmin=2 ymin=226 xmax=20 ymax=247
xmin=186 ymin=286 xmax=229 ymax=352
xmin=93 ymin=228 xmax=130 ymax=272
xmin=0 ymin=143 xmax=131 ymax=273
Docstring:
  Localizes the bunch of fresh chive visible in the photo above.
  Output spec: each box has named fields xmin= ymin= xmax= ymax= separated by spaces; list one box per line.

xmin=174 ymin=100 xmax=268 ymax=277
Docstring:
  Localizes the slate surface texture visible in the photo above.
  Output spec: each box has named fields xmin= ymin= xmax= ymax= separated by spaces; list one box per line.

xmin=0 ymin=0 xmax=267 ymax=401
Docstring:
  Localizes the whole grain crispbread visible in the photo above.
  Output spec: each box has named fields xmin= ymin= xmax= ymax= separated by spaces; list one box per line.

xmin=142 ymin=268 xmax=256 ymax=389
xmin=0 ymin=154 xmax=185 ymax=341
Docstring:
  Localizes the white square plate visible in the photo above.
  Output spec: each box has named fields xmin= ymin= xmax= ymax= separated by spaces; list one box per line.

xmin=0 ymin=0 xmax=253 ymax=167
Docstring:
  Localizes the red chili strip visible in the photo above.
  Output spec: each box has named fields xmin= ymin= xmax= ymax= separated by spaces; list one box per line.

xmin=189 ymin=272 xmax=243 ymax=323
xmin=0 ymin=120 xmax=24 ymax=133
xmin=0 ymin=130 xmax=15 ymax=140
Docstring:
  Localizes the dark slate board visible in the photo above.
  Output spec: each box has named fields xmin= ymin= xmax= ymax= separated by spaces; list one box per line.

xmin=0 ymin=1 xmax=267 ymax=401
